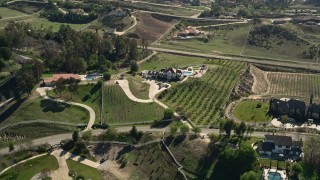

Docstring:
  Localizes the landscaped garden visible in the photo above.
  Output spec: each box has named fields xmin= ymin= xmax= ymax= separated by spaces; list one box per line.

xmin=157 ymin=58 xmax=247 ymax=125
xmin=103 ymin=85 xmax=164 ymax=124
xmin=66 ymin=159 xmax=102 ymax=180
xmin=0 ymin=155 xmax=59 ymax=180
xmin=233 ymin=100 xmax=271 ymax=122
xmin=1 ymin=97 xmax=89 ymax=126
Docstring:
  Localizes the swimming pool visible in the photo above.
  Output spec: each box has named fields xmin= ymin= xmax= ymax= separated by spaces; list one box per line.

xmin=268 ymin=172 xmax=282 ymax=180
xmin=86 ymin=73 xmax=102 ymax=80
xmin=183 ymin=71 xmax=193 ymax=76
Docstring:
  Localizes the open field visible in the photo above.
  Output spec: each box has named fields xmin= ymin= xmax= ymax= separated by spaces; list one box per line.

xmin=0 ymin=7 xmax=27 ymax=18
xmin=126 ymin=75 xmax=150 ymax=100
xmin=0 ymin=155 xmax=59 ymax=180
xmin=267 ymin=72 xmax=320 ymax=99
xmin=156 ymin=23 xmax=314 ymax=62
xmin=128 ymin=12 xmax=177 ymax=42
xmin=87 ymin=16 xmax=134 ymax=33
xmin=233 ymin=100 xmax=271 ymax=122
xmin=124 ymin=143 xmax=180 ymax=179
xmin=0 ymin=97 xmax=89 ymax=126
xmin=48 ymin=84 xmax=101 ymax=123
xmin=7 ymin=1 xmax=47 ymax=14
xmin=0 ymin=123 xmax=75 ymax=148
xmin=66 ymin=159 xmax=102 ymax=180
xmin=103 ymin=85 xmax=164 ymax=124
xmin=157 ymin=56 xmax=247 ymax=125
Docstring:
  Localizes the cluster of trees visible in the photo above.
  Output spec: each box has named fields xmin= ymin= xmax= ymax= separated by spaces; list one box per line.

xmin=0 ymin=34 xmax=12 ymax=71
xmin=54 ymin=77 xmax=79 ymax=97
xmin=219 ymin=119 xmax=253 ymax=138
xmin=99 ymin=126 xmax=143 ymax=144
xmin=303 ymin=44 xmax=320 ymax=59
xmin=248 ymin=25 xmax=303 ymax=49
xmin=56 ymin=0 xmax=113 ymax=14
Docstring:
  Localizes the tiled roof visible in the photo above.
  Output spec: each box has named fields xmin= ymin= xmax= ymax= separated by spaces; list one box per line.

xmin=265 ymin=135 xmax=292 ymax=147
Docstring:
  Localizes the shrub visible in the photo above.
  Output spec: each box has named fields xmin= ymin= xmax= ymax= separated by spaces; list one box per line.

xmin=103 ymin=72 xmax=111 ymax=81
xmin=163 ymin=108 xmax=174 ymax=119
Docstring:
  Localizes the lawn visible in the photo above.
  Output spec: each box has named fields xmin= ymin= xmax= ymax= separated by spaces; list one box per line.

xmin=103 ymin=85 xmax=164 ymax=124
xmin=66 ymin=159 xmax=102 ymax=180
xmin=1 ymin=97 xmax=89 ymax=126
xmin=157 ymin=56 xmax=247 ymax=125
xmin=259 ymin=158 xmax=287 ymax=169
xmin=140 ymin=53 xmax=208 ymax=71
xmin=233 ymin=100 xmax=272 ymax=122
xmin=126 ymin=75 xmax=150 ymax=100
xmin=41 ymin=73 xmax=53 ymax=78
xmin=0 ymin=155 xmax=59 ymax=180
xmin=0 ymin=123 xmax=75 ymax=148
xmin=0 ymin=7 xmax=27 ymax=18
xmin=48 ymin=84 xmax=101 ymax=123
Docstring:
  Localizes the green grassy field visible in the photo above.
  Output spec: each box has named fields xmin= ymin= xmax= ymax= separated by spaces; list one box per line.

xmin=48 ymin=84 xmax=101 ymax=123
xmin=233 ymin=100 xmax=271 ymax=122
xmin=0 ymin=155 xmax=59 ymax=180
xmin=156 ymin=23 xmax=313 ymax=62
xmin=0 ymin=123 xmax=75 ymax=148
xmin=1 ymin=97 xmax=89 ymax=126
xmin=259 ymin=158 xmax=287 ymax=169
xmin=0 ymin=7 xmax=27 ymax=18
xmin=140 ymin=53 xmax=208 ymax=71
xmin=103 ymin=85 xmax=164 ymax=124
xmin=126 ymin=75 xmax=150 ymax=100
xmin=66 ymin=159 xmax=102 ymax=180
xmin=157 ymin=56 xmax=247 ymax=125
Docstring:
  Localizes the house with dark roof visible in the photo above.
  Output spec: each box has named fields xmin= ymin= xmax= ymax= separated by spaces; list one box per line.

xmin=144 ymin=68 xmax=183 ymax=81
xmin=257 ymin=135 xmax=303 ymax=157
xmin=269 ymin=98 xmax=307 ymax=121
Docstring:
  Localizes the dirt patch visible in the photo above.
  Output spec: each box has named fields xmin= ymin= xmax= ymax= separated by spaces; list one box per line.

xmin=89 ymin=143 xmax=127 ymax=162
xmin=250 ymin=65 xmax=269 ymax=94
xmin=231 ymin=66 xmax=254 ymax=100
xmin=131 ymin=12 xmax=177 ymax=42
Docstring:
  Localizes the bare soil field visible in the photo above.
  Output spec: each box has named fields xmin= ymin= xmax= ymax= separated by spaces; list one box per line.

xmin=130 ymin=12 xmax=177 ymax=42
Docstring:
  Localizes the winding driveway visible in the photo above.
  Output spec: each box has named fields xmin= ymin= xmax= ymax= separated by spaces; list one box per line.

xmin=36 ymin=87 xmax=95 ymax=132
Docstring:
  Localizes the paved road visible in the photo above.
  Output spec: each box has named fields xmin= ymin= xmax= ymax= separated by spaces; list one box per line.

xmin=146 ymin=47 xmax=320 ymax=71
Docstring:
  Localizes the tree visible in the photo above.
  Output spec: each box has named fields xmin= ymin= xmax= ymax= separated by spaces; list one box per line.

xmin=192 ymin=127 xmax=201 ymax=135
xmin=55 ymin=78 xmax=66 ymax=97
xmin=114 ymin=36 xmax=126 ymax=58
xmin=170 ymin=124 xmax=178 ymax=135
xmin=291 ymin=163 xmax=302 ymax=178
xmin=16 ymin=69 xmax=36 ymax=96
xmin=31 ymin=60 xmax=44 ymax=82
xmin=235 ymin=122 xmax=247 ymax=137
xmin=240 ymin=171 xmax=259 ymax=180
xmin=180 ymin=124 xmax=190 ymax=134
xmin=303 ymin=135 xmax=320 ymax=167
xmin=223 ymin=120 xmax=235 ymax=136
xmin=130 ymin=61 xmax=138 ymax=73
xmin=130 ymin=125 xmax=138 ymax=138
xmin=72 ymin=131 xmax=79 ymax=142
xmin=9 ymin=143 xmax=14 ymax=152
xmin=128 ymin=39 xmax=138 ymax=61
xmin=103 ymin=72 xmax=111 ymax=81
xmin=164 ymin=108 xmax=174 ymax=119
xmin=208 ymin=133 xmax=220 ymax=144
xmin=0 ymin=58 xmax=5 ymax=71
xmin=81 ymin=130 xmax=92 ymax=141
xmin=0 ymin=47 xmax=12 ymax=61
xmin=67 ymin=78 xmax=79 ymax=98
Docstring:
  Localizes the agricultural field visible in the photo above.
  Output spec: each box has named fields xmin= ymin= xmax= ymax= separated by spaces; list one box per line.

xmin=103 ymin=85 xmax=164 ymax=124
xmin=0 ymin=7 xmax=27 ymax=18
xmin=48 ymin=84 xmax=102 ymax=123
xmin=0 ymin=155 xmax=59 ymax=180
xmin=0 ymin=97 xmax=89 ymax=126
xmin=128 ymin=12 xmax=177 ymax=42
xmin=126 ymin=75 xmax=150 ymax=100
xmin=157 ymin=57 xmax=247 ymax=125
xmin=233 ymin=100 xmax=271 ymax=122
xmin=0 ymin=123 xmax=75 ymax=148
xmin=156 ymin=23 xmax=314 ymax=62
xmin=123 ymin=143 xmax=180 ymax=179
xmin=267 ymin=72 xmax=320 ymax=99
xmin=66 ymin=159 xmax=102 ymax=180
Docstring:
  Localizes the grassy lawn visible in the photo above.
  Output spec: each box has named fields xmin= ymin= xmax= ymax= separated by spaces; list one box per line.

xmin=233 ymin=100 xmax=271 ymax=122
xmin=48 ymin=84 xmax=101 ymax=123
xmin=140 ymin=53 xmax=208 ymax=71
xmin=0 ymin=123 xmax=75 ymax=148
xmin=0 ymin=7 xmax=27 ymax=18
xmin=1 ymin=97 xmax=89 ymax=126
xmin=41 ymin=73 xmax=53 ymax=78
xmin=259 ymin=158 xmax=287 ymax=169
xmin=126 ymin=75 xmax=150 ymax=100
xmin=242 ymin=136 xmax=263 ymax=146
xmin=156 ymin=56 xmax=247 ymax=125
xmin=66 ymin=159 xmax=102 ymax=180
xmin=103 ymin=85 xmax=164 ymax=124
xmin=0 ymin=155 xmax=59 ymax=180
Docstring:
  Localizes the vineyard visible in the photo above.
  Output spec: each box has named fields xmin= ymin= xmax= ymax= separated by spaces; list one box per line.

xmin=267 ymin=72 xmax=320 ymax=99
xmin=103 ymin=85 xmax=164 ymax=124
xmin=158 ymin=60 xmax=247 ymax=125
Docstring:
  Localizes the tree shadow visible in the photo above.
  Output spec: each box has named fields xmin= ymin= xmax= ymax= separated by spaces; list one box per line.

xmin=93 ymin=143 xmax=112 ymax=155
xmin=40 ymin=99 xmax=70 ymax=113
xmin=172 ymin=134 xmax=186 ymax=146
xmin=0 ymin=98 xmax=26 ymax=123
xmin=195 ymin=145 xmax=220 ymax=179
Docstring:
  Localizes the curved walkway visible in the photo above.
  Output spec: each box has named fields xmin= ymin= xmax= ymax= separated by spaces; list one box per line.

xmin=36 ymin=87 xmax=95 ymax=132
xmin=116 ymin=80 xmax=153 ymax=103
xmin=114 ymin=16 xmax=137 ymax=36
